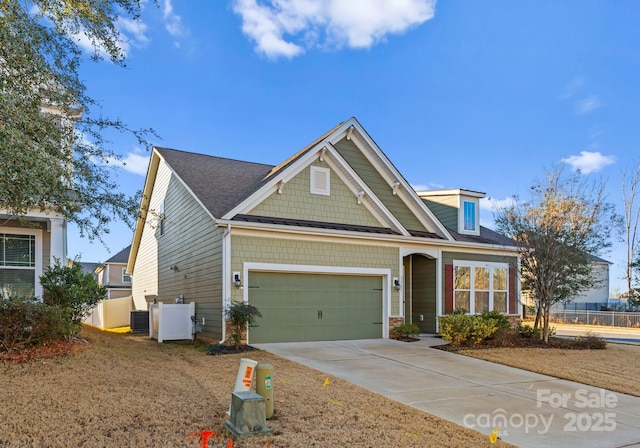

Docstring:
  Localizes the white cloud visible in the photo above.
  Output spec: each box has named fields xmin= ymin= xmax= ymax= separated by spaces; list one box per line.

xmin=479 ymin=196 xmax=516 ymax=230
xmin=560 ymin=76 xmax=585 ymax=100
xmin=561 ymin=151 xmax=616 ymax=174
xmin=163 ymin=0 xmax=186 ymax=37
xmin=71 ymin=17 xmax=150 ymax=59
xmin=410 ymin=182 xmax=445 ymax=191
xmin=121 ymin=149 xmax=151 ymax=176
xmin=575 ymin=95 xmax=602 ymax=115
xmin=232 ymin=0 xmax=437 ymax=59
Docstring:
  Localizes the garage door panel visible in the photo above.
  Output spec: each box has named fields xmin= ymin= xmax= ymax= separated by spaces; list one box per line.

xmin=249 ymin=272 xmax=383 ymax=343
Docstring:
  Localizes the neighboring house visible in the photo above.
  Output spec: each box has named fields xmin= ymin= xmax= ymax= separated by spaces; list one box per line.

xmin=95 ymin=245 xmax=132 ymax=300
xmin=0 ymin=213 xmax=67 ymax=299
xmin=521 ymin=255 xmax=612 ymax=311
xmin=553 ymin=255 xmax=612 ymax=310
xmin=0 ymin=105 xmax=81 ymax=300
xmin=127 ymin=118 xmax=520 ymax=343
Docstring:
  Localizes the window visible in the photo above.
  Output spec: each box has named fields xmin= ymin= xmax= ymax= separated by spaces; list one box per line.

xmin=159 ymin=201 xmax=165 ymax=236
xmin=453 ymin=261 xmax=509 ymax=314
xmin=0 ymin=233 xmax=36 ymax=299
xmin=122 ymin=268 xmax=132 ymax=283
xmin=463 ymin=201 xmax=476 ymax=232
xmin=310 ymin=166 xmax=330 ymax=196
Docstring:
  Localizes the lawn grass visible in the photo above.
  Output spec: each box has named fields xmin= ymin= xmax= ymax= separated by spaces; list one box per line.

xmin=460 ymin=342 xmax=640 ymax=397
xmin=0 ymin=326 xmax=512 ymax=448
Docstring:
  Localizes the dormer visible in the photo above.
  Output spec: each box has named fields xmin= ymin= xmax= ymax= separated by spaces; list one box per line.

xmin=416 ymin=188 xmax=485 ymax=236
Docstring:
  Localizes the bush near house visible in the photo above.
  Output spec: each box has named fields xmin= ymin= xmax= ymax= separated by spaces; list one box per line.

xmin=0 ymin=297 xmax=66 ymax=353
xmin=391 ymin=323 xmax=420 ymax=339
xmin=438 ymin=311 xmax=502 ymax=347
xmin=224 ymin=302 xmax=262 ymax=350
xmin=40 ymin=261 xmax=106 ymax=339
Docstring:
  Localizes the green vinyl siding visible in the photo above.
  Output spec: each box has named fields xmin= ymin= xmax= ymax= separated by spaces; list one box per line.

xmin=248 ymin=272 xmax=383 ymax=343
xmin=333 ymin=139 xmax=428 ymax=232
xmin=248 ymin=162 xmax=381 ymax=228
xmin=155 ymin=173 xmax=223 ymax=339
xmin=231 ymin=235 xmax=400 ymax=312
xmin=423 ymin=199 xmax=458 ymax=231
xmin=442 ymin=252 xmax=517 ymax=267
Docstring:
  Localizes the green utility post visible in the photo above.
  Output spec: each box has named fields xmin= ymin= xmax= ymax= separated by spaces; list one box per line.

xmin=256 ymin=364 xmax=274 ymax=419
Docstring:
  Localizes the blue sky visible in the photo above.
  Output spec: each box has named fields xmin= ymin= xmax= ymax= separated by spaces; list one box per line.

xmin=69 ymin=0 xmax=640 ymax=295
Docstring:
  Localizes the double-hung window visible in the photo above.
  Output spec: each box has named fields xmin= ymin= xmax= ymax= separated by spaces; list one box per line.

xmin=453 ymin=261 xmax=509 ymax=314
xmin=0 ymin=233 xmax=37 ymax=298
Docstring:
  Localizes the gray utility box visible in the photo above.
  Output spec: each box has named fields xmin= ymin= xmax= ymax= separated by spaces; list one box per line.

xmin=224 ymin=391 xmax=272 ymax=439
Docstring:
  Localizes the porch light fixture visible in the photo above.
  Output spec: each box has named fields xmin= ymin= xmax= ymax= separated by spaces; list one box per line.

xmin=393 ymin=277 xmax=401 ymax=290
xmin=233 ymin=273 xmax=242 ymax=288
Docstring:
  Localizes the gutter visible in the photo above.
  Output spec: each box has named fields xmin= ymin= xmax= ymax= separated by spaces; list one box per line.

xmin=214 ymin=219 xmax=520 ymax=254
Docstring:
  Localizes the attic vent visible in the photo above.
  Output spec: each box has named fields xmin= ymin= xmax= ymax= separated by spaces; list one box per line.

xmin=310 ymin=166 xmax=330 ymax=196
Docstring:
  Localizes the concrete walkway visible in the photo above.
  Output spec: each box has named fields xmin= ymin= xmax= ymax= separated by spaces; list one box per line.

xmin=254 ymin=337 xmax=640 ymax=448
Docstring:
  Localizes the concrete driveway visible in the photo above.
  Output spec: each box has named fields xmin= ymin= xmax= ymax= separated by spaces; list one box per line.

xmin=254 ymin=337 xmax=640 ymax=448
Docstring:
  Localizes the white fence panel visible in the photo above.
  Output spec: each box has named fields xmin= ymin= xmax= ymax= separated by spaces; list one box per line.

xmin=149 ymin=302 xmax=195 ymax=342
xmin=83 ymin=296 xmax=132 ymax=329
xmin=83 ymin=301 xmax=104 ymax=328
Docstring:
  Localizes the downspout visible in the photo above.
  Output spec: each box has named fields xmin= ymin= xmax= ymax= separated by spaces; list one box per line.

xmin=221 ymin=223 xmax=231 ymax=343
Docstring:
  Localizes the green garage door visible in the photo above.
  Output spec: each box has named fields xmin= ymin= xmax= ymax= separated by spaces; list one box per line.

xmin=248 ymin=272 xmax=383 ymax=343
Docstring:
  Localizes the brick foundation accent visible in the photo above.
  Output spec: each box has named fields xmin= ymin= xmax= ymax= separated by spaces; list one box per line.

xmin=388 ymin=317 xmax=405 ymax=338
xmin=506 ymin=315 xmax=522 ymax=329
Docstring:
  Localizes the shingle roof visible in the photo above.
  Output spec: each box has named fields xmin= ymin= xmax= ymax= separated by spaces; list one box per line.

xmin=106 ymin=245 xmax=131 ymax=264
xmin=155 ymin=122 xmax=346 ymax=219
xmin=233 ymin=214 xmax=402 ymax=235
xmin=155 ymin=148 xmax=275 ymax=218
xmin=448 ymin=226 xmax=518 ymax=247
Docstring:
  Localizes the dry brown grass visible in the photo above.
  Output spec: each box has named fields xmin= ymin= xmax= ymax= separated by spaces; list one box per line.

xmin=461 ymin=343 xmax=640 ymax=397
xmin=0 ymin=326 xmax=512 ymax=448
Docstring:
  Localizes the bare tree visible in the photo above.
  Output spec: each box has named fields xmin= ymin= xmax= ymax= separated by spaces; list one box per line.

xmin=621 ymin=163 xmax=640 ymax=305
xmin=495 ymin=167 xmax=615 ymax=342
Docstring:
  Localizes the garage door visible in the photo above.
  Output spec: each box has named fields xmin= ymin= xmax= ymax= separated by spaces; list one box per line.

xmin=248 ymin=272 xmax=383 ymax=343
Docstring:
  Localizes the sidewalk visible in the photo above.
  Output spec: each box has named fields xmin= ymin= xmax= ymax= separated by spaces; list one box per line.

xmin=552 ymin=323 xmax=640 ymax=344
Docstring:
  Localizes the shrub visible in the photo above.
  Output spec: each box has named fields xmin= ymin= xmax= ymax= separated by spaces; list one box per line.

xmin=518 ymin=323 xmax=540 ymax=339
xmin=225 ymin=302 xmax=262 ymax=350
xmin=40 ymin=261 xmax=106 ymax=338
xmin=480 ymin=310 xmax=512 ymax=330
xmin=439 ymin=313 xmax=499 ymax=347
xmin=571 ymin=332 xmax=607 ymax=349
xmin=0 ymin=297 xmax=66 ymax=353
xmin=392 ymin=323 xmax=420 ymax=339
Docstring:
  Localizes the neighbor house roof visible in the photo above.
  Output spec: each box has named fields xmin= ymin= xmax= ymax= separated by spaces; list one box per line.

xmin=105 ymin=245 xmax=131 ymax=264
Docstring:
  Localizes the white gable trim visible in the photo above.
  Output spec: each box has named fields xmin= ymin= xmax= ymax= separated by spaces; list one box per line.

xmin=128 ymin=148 xmax=217 ymax=274
xmin=323 ymin=144 xmax=410 ymax=236
xmin=328 ymin=119 xmax=454 ymax=241
xmin=221 ymin=138 xmax=411 ymax=236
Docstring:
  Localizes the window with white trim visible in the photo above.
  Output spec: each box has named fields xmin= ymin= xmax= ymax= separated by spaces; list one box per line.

xmin=462 ymin=201 xmax=476 ymax=232
xmin=310 ymin=166 xmax=330 ymax=196
xmin=0 ymin=233 xmax=36 ymax=299
xmin=122 ymin=268 xmax=131 ymax=283
xmin=454 ymin=261 xmax=508 ymax=314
